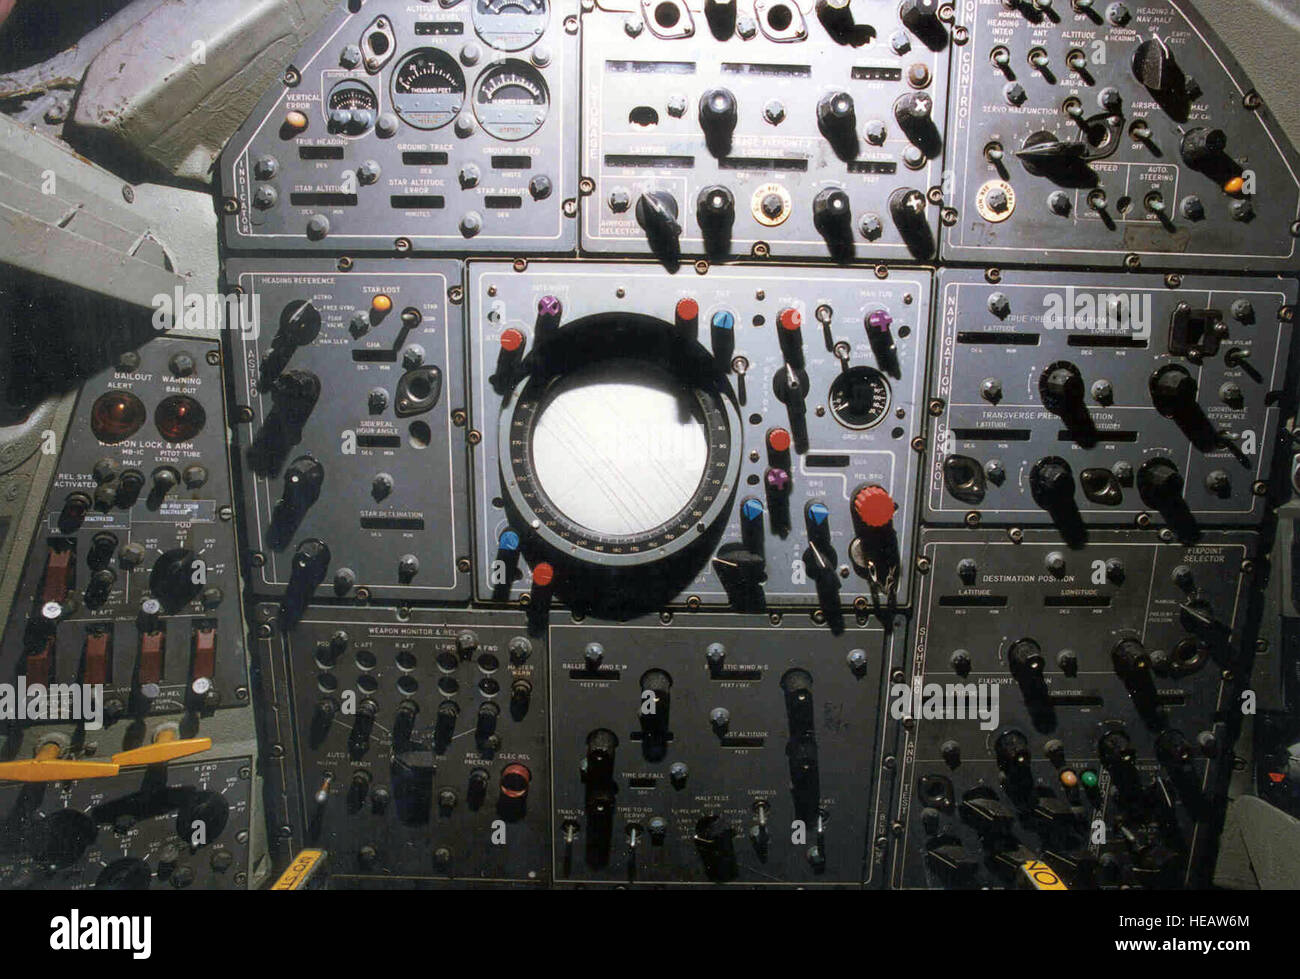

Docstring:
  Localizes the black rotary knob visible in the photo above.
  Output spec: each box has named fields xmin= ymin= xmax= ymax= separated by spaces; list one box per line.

xmin=1099 ymin=729 xmax=1136 ymax=769
xmin=1180 ymin=127 xmax=1227 ymax=167
xmin=1111 ymin=638 xmax=1150 ymax=676
xmin=900 ymin=0 xmax=943 ymax=33
xmin=698 ymin=87 xmax=737 ymax=137
xmin=696 ymin=185 xmax=735 ymax=230
xmin=1008 ymin=638 xmax=1045 ymax=677
xmin=995 ymin=730 xmax=1031 ymax=771
xmin=889 ymin=187 xmax=928 ymax=231
xmin=271 ymin=368 xmax=321 ymax=425
xmin=1030 ymin=457 xmax=1075 ymax=508
xmin=1137 ymin=457 xmax=1184 ymax=508
xmin=894 ymin=91 xmax=934 ymax=134
xmin=288 ymin=538 xmax=330 ymax=593
xmin=635 ymin=190 xmax=681 ymax=241
xmin=585 ymin=728 xmax=618 ymax=783
xmin=1150 ymin=365 xmax=1198 ymax=414
xmin=812 ymin=187 xmax=852 ymax=235
xmin=149 ymin=548 xmax=202 ymax=611
xmin=1040 ymin=362 xmax=1085 ymax=413
xmin=817 ymin=91 xmax=856 ymax=140
xmin=280 ymin=456 xmax=324 ymax=513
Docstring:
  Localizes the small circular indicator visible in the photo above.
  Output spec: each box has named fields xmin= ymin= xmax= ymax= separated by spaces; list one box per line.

xmin=90 ymin=391 xmax=147 ymax=444
xmin=155 ymin=395 xmax=207 ymax=443
xmin=828 ymin=366 xmax=891 ymax=430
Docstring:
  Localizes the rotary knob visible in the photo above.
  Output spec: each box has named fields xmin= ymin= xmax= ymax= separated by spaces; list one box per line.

xmin=817 ymin=91 xmax=856 ymax=141
xmin=1137 ymin=458 xmax=1184 ymax=508
xmin=698 ymin=87 xmax=738 ymax=140
xmin=635 ymin=190 xmax=682 ymax=243
xmin=1030 ymin=457 xmax=1075 ymax=508
xmin=1040 ymin=362 xmax=1085 ymax=413
xmin=149 ymin=548 xmax=202 ymax=611
xmin=1150 ymin=365 xmax=1198 ymax=415
xmin=812 ymin=187 xmax=852 ymax=236
xmin=1180 ymin=127 xmax=1226 ymax=167
xmin=852 ymin=485 xmax=896 ymax=528
xmin=696 ymin=185 xmax=735 ymax=232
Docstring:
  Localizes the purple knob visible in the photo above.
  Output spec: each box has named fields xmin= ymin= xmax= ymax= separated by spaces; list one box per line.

xmin=537 ymin=295 xmax=563 ymax=320
xmin=867 ymin=309 xmax=893 ymax=334
xmin=765 ymin=467 xmax=791 ymax=493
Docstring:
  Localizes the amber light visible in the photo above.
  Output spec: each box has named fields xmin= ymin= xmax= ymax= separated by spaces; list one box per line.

xmin=90 ymin=391 xmax=146 ymax=444
xmin=155 ymin=395 xmax=206 ymax=442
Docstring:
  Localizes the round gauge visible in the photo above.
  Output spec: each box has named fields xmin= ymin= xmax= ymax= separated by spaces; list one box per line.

xmin=391 ymin=48 xmax=466 ymax=130
xmin=326 ymin=79 xmax=378 ymax=135
xmin=828 ymin=366 xmax=892 ymax=430
xmin=473 ymin=60 xmax=549 ymax=141
xmin=499 ymin=317 xmax=741 ymax=570
xmin=472 ymin=0 xmax=549 ymax=51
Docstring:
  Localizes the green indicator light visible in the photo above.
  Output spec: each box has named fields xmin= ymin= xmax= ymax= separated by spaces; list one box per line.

xmin=1080 ymin=770 xmax=1099 ymax=789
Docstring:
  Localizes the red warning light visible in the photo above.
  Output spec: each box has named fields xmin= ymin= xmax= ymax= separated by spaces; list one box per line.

xmin=90 ymin=390 xmax=147 ymax=444
xmin=155 ymin=395 xmax=207 ymax=443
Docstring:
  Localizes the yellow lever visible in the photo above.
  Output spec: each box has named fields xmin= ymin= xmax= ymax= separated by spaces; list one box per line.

xmin=0 ymin=742 xmax=121 ymax=782
xmin=272 ymin=849 xmax=329 ymax=890
xmin=111 ymin=730 xmax=212 ymax=767
xmin=1018 ymin=859 xmax=1068 ymax=890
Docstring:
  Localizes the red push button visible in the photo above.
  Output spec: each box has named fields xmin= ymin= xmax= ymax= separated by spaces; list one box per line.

xmin=531 ymin=562 xmax=555 ymax=588
xmin=853 ymin=485 xmax=896 ymax=528
xmin=676 ymin=298 xmax=700 ymax=322
xmin=767 ymin=427 xmax=792 ymax=454
xmin=778 ymin=308 xmax=803 ymax=332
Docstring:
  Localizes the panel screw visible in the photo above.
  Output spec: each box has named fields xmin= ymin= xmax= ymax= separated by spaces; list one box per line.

xmin=337 ymin=256 xmax=354 ymax=271
xmin=928 ymin=399 xmax=944 ymax=416
xmin=578 ymin=177 xmax=595 ymax=195
xmin=283 ymin=66 xmax=300 ymax=86
xmin=222 ymin=198 xmax=240 ymax=214
xmin=985 ymin=268 xmax=1002 ymax=284
xmin=448 ymin=284 xmax=463 ymax=303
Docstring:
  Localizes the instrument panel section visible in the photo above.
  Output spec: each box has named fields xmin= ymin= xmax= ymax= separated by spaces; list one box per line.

xmin=468 ymin=260 xmax=932 ymax=616
xmin=220 ymin=0 xmax=578 ymax=253
xmin=927 ymin=269 xmax=1296 ymax=535
xmin=890 ymin=528 xmax=1258 ymax=889
xmin=254 ymin=605 xmax=548 ymax=886
xmin=0 ymin=756 xmax=253 ymax=890
xmin=0 ymin=337 xmax=245 ymax=721
xmin=943 ymin=0 xmax=1300 ymax=271
xmin=581 ymin=0 xmax=952 ymax=262
xmin=226 ymin=260 xmax=469 ymax=608
xmin=550 ymin=613 xmax=900 ymax=886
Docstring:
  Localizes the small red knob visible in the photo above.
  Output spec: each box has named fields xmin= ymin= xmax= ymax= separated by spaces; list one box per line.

xmin=676 ymin=298 xmax=699 ymax=322
xmin=531 ymin=562 xmax=555 ymax=588
xmin=766 ymin=427 xmax=792 ymax=454
xmin=778 ymin=308 xmax=802 ymax=332
xmin=853 ymin=485 xmax=895 ymax=528
xmin=500 ymin=328 xmax=525 ymax=353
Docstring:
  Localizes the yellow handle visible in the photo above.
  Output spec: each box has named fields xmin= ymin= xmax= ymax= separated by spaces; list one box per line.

xmin=0 ymin=742 xmax=121 ymax=783
xmin=112 ymin=731 xmax=213 ymax=767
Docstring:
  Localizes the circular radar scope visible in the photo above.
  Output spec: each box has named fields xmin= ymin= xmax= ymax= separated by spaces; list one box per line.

xmin=473 ymin=60 xmax=549 ymax=140
xmin=828 ymin=366 xmax=892 ymax=430
xmin=473 ymin=0 xmax=550 ymax=51
xmin=499 ymin=316 xmax=742 ymax=570
xmin=391 ymin=48 xmax=465 ymax=130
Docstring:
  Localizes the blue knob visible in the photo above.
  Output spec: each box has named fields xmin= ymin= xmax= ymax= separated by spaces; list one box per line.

xmin=498 ymin=530 xmax=520 ymax=553
xmin=711 ymin=310 xmax=735 ymax=332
